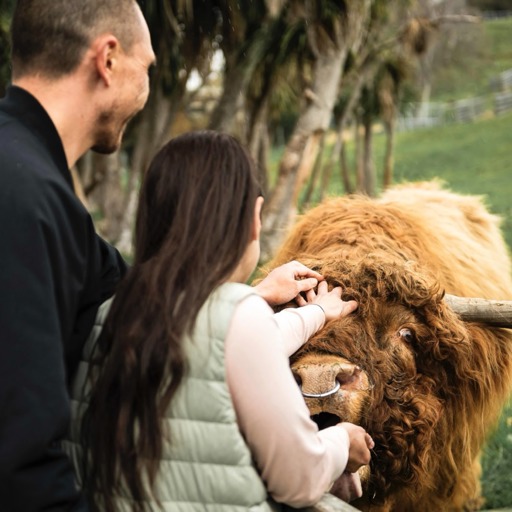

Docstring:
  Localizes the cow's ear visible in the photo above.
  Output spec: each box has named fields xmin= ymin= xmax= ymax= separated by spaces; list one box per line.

xmin=420 ymin=301 xmax=474 ymax=386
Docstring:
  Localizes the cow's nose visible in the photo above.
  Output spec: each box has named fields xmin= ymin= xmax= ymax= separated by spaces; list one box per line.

xmin=292 ymin=362 xmax=362 ymax=398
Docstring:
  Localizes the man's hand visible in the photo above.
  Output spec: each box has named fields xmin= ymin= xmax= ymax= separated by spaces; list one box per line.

xmin=253 ymin=261 xmax=323 ymax=307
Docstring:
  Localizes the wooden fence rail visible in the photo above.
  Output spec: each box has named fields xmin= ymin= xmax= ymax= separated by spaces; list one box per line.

xmin=454 ymin=97 xmax=486 ymax=123
xmin=490 ymin=69 xmax=512 ymax=93
xmin=397 ymin=66 xmax=512 ymax=132
xmin=495 ymin=92 xmax=512 ymax=115
xmin=285 ymin=494 xmax=360 ymax=512
xmin=482 ymin=10 xmax=512 ymax=20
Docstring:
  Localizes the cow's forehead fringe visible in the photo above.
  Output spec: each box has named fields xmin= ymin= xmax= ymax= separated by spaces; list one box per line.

xmin=299 ymin=255 xmax=444 ymax=309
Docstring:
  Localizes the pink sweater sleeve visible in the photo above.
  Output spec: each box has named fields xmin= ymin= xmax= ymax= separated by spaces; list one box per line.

xmin=273 ymin=305 xmax=325 ymax=356
xmin=225 ymin=294 xmax=351 ymax=508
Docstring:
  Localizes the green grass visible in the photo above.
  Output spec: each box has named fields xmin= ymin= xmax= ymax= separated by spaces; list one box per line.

xmin=481 ymin=399 xmax=512 ymax=509
xmin=431 ymin=17 xmax=512 ymax=101
xmin=306 ymin=111 xmax=512 ymax=249
xmin=377 ymin=111 xmax=512 ymax=248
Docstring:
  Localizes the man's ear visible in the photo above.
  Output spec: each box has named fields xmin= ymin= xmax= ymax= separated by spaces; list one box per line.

xmin=93 ymin=35 xmax=121 ymax=86
xmin=252 ymin=196 xmax=264 ymax=241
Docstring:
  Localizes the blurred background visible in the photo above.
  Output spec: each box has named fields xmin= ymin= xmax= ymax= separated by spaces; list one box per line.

xmin=1 ymin=0 xmax=511 ymax=507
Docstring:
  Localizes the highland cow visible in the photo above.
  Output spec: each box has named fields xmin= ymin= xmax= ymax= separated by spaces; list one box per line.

xmin=265 ymin=182 xmax=512 ymax=512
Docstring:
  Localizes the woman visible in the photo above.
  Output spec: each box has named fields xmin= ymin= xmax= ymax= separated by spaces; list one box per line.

xmin=66 ymin=131 xmax=373 ymax=511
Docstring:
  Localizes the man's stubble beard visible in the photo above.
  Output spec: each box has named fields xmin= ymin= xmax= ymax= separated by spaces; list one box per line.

xmin=91 ymin=108 xmax=127 ymax=155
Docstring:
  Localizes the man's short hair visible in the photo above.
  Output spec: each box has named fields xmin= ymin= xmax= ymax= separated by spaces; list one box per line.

xmin=11 ymin=0 xmax=140 ymax=79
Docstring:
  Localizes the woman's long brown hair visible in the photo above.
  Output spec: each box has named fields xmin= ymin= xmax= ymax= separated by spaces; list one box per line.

xmin=82 ymin=131 xmax=261 ymax=511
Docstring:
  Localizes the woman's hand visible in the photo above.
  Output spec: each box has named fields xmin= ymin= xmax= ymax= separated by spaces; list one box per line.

xmin=340 ymin=422 xmax=374 ymax=473
xmin=253 ymin=261 xmax=324 ymax=307
xmin=296 ymin=280 xmax=358 ymax=321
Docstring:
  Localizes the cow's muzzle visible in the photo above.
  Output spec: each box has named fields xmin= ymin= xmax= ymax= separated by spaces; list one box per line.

xmin=292 ymin=355 xmax=370 ymax=398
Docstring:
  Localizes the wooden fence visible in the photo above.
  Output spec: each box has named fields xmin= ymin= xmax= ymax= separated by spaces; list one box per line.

xmin=495 ymin=92 xmax=512 ymax=115
xmin=397 ymin=64 xmax=512 ymax=131
xmin=293 ymin=494 xmax=512 ymax=512
xmin=287 ymin=494 xmax=360 ymax=512
xmin=397 ymin=97 xmax=487 ymax=131
xmin=482 ymin=10 xmax=512 ymax=20
xmin=453 ymin=97 xmax=487 ymax=122
xmin=490 ymin=69 xmax=512 ymax=93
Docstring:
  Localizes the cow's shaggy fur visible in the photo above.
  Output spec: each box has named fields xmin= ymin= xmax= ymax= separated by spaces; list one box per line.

xmin=265 ymin=182 xmax=512 ymax=512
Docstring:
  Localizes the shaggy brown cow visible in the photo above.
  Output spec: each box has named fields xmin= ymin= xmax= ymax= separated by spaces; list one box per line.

xmin=265 ymin=182 xmax=512 ymax=512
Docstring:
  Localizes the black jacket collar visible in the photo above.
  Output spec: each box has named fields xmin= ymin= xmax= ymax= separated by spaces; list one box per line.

xmin=0 ymin=85 xmax=72 ymax=187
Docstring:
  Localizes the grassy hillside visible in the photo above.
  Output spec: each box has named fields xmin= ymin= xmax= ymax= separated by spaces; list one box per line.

xmin=375 ymin=110 xmax=512 ymax=248
xmin=302 ymin=109 xmax=512 ymax=249
xmin=430 ymin=16 xmax=512 ymax=101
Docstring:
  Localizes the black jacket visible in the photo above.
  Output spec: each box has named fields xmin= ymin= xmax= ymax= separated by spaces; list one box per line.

xmin=0 ymin=86 xmax=127 ymax=511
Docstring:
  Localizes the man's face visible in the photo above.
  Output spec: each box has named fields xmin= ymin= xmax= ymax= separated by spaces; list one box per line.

xmin=92 ymin=7 xmax=155 ymax=154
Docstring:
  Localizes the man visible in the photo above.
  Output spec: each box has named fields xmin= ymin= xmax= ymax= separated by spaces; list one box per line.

xmin=0 ymin=1 xmax=155 ymax=509
xmin=0 ymin=1 xmax=329 ymax=510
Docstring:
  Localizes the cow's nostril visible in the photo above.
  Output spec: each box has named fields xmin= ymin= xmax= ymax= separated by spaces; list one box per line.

xmin=336 ymin=371 xmax=354 ymax=386
xmin=336 ymin=366 xmax=361 ymax=388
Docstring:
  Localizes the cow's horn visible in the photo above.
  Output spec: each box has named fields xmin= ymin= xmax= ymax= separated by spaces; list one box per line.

xmin=444 ymin=294 xmax=512 ymax=328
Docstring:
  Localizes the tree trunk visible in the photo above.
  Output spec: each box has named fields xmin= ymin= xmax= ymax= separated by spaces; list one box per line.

xmin=302 ymin=131 xmax=327 ymax=208
xmin=339 ymin=141 xmax=353 ymax=195
xmin=131 ymin=84 xmax=186 ymax=175
xmin=70 ymin=166 xmax=89 ymax=209
xmin=115 ymin=184 xmax=139 ymax=257
xmin=260 ymin=48 xmax=348 ymax=261
xmin=208 ymin=36 xmax=267 ymax=138
xmin=382 ymin=116 xmax=396 ymax=189
xmin=361 ymin=116 xmax=375 ymax=196
xmin=355 ymin=118 xmax=364 ymax=192
xmin=321 ymin=61 xmax=377 ymax=197
xmin=87 ymin=152 xmax=124 ymax=242
xmin=321 ymin=126 xmax=344 ymax=197
xmin=113 ymin=84 xmax=186 ymax=254
xmin=248 ymin=96 xmax=271 ymax=195
xmin=208 ymin=58 xmax=249 ymax=136
xmin=257 ymin=127 xmax=270 ymax=195
xmin=317 ymin=135 xmax=333 ymax=203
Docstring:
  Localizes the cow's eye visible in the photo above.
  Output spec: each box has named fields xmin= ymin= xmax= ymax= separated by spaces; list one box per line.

xmin=399 ymin=328 xmax=415 ymax=344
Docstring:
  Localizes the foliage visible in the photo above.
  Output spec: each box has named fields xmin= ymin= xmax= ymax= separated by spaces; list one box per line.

xmin=0 ymin=0 xmax=15 ymax=95
xmin=468 ymin=0 xmax=512 ymax=11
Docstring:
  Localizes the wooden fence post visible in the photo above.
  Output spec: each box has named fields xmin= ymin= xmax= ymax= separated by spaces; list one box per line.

xmin=494 ymin=91 xmax=512 ymax=115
